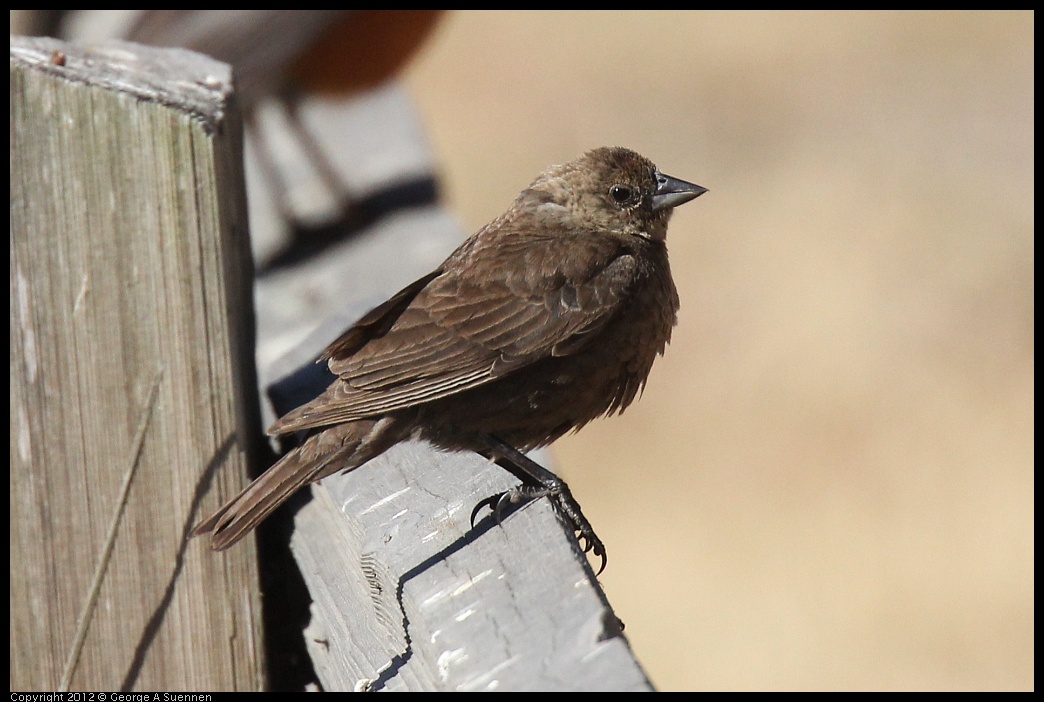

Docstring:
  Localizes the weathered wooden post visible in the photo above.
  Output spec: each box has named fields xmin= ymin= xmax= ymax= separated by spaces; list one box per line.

xmin=10 ymin=36 xmax=265 ymax=691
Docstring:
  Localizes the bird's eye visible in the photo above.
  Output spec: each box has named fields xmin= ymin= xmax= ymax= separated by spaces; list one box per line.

xmin=608 ymin=184 xmax=637 ymax=205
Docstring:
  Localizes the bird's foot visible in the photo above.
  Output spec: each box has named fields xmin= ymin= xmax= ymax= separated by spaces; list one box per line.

xmin=470 ymin=481 xmax=607 ymax=575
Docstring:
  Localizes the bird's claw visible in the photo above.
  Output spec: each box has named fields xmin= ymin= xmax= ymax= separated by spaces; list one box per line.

xmin=471 ymin=482 xmax=607 ymax=575
xmin=575 ymin=526 xmax=607 ymax=576
xmin=541 ymin=483 xmax=607 ymax=575
xmin=494 ymin=488 xmax=525 ymax=523
xmin=470 ymin=485 xmax=540 ymax=527
xmin=470 ymin=493 xmax=501 ymax=528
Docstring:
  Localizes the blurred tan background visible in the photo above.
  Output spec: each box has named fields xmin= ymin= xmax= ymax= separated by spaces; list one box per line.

xmin=399 ymin=11 xmax=1033 ymax=691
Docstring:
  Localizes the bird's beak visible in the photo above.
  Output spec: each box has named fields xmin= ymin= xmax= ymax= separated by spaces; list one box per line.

xmin=651 ymin=172 xmax=708 ymax=212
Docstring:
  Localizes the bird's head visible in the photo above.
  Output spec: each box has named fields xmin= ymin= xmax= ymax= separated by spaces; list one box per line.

xmin=518 ymin=146 xmax=707 ymax=242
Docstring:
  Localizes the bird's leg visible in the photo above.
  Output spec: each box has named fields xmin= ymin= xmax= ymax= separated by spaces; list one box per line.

xmin=472 ymin=434 xmax=606 ymax=575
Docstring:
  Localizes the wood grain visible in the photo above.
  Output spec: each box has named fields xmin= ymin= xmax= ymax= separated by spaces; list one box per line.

xmin=10 ymin=36 xmax=264 ymax=691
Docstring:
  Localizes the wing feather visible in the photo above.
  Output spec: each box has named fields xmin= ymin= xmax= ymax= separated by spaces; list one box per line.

xmin=270 ymin=233 xmax=642 ymax=435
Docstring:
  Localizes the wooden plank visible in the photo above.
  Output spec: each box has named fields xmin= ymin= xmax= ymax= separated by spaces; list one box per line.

xmin=292 ymin=442 xmax=654 ymax=692
xmin=10 ymin=36 xmax=265 ymax=691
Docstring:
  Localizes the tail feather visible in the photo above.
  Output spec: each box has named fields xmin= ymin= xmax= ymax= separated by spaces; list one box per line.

xmin=192 ymin=416 xmax=403 ymax=549
xmin=191 ymin=449 xmax=329 ymax=550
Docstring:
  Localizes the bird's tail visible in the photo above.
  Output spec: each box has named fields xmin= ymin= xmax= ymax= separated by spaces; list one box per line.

xmin=192 ymin=417 xmax=400 ymax=550
xmin=190 ymin=447 xmax=328 ymax=550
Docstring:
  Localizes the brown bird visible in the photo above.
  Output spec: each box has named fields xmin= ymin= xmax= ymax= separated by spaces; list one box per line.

xmin=192 ymin=147 xmax=706 ymax=572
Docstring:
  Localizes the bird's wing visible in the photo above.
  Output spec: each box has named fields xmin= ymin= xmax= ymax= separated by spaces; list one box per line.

xmin=270 ymin=234 xmax=640 ymax=434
